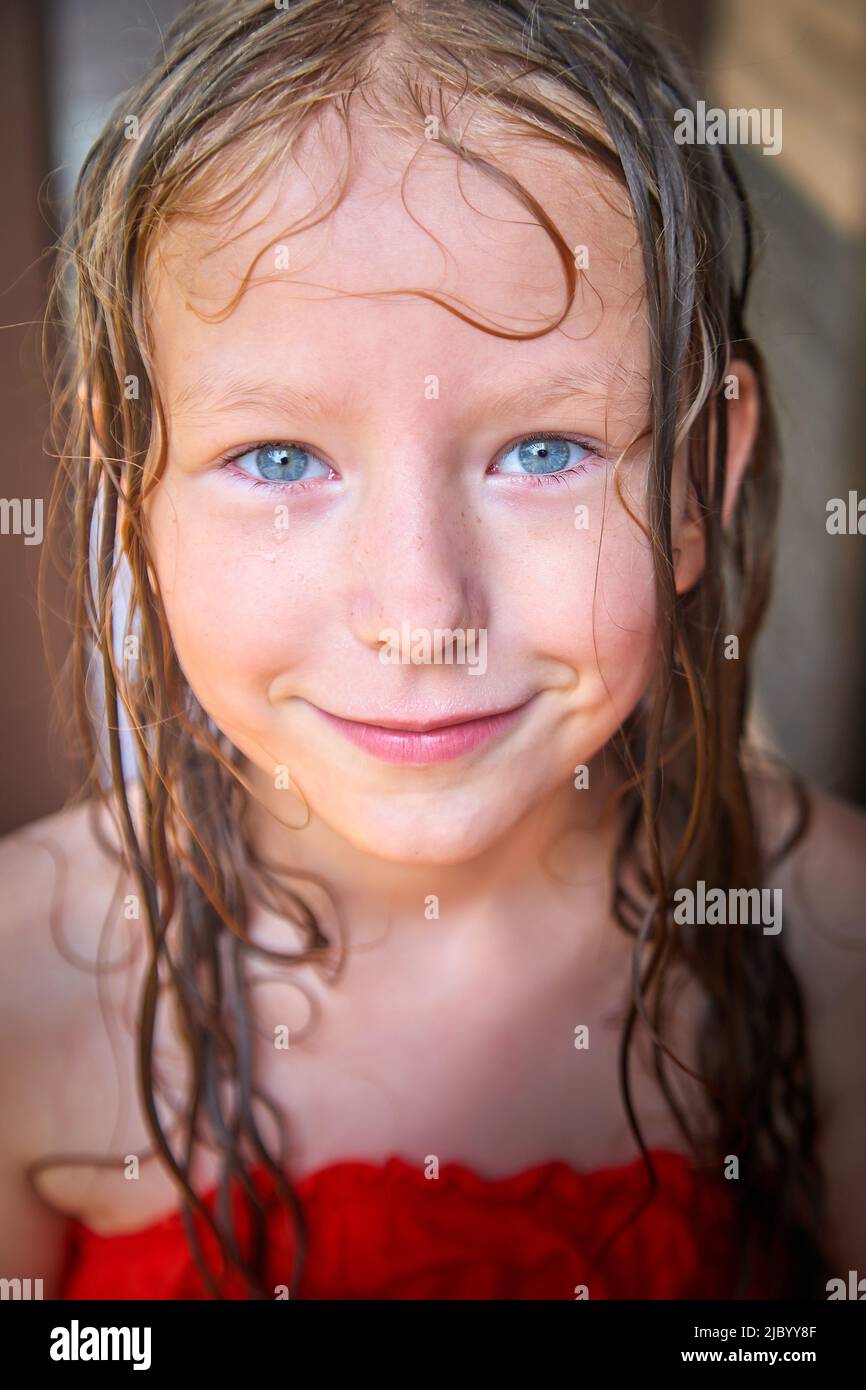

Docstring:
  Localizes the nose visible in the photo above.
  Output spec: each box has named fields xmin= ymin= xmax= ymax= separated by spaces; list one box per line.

xmin=348 ymin=464 xmax=485 ymax=658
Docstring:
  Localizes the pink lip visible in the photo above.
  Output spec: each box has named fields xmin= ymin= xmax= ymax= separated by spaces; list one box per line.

xmin=311 ymin=698 xmax=534 ymax=764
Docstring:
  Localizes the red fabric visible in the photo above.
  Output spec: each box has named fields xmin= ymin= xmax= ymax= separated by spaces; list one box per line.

xmin=57 ymin=1149 xmax=782 ymax=1300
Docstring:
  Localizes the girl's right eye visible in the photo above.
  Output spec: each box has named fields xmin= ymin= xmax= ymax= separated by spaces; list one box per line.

xmin=222 ymin=442 xmax=333 ymax=486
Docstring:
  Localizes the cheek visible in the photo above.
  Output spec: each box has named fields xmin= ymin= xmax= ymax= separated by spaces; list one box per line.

xmin=588 ymin=552 xmax=658 ymax=712
xmin=143 ymin=481 xmax=320 ymax=713
xmin=498 ymin=494 xmax=657 ymax=695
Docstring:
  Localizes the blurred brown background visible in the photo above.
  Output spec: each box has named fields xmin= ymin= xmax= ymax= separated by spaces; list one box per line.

xmin=1 ymin=0 xmax=864 ymax=834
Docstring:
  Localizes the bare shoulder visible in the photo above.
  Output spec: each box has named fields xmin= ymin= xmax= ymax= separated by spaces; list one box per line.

xmin=0 ymin=793 xmax=143 ymax=1164
xmin=0 ymin=794 xmax=131 ymax=1028
xmin=749 ymin=765 xmax=866 ymax=1273
xmin=748 ymin=766 xmax=866 ymax=968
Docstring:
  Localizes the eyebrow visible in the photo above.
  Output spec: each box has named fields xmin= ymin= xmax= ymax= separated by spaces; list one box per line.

xmin=169 ymin=357 xmax=647 ymax=423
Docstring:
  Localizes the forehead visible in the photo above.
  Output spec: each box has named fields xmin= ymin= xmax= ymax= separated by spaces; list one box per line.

xmin=145 ymin=108 xmax=647 ymax=410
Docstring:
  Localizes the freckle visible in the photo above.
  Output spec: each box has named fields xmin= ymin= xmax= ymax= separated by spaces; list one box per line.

xmin=475 ymin=515 xmax=481 ymax=524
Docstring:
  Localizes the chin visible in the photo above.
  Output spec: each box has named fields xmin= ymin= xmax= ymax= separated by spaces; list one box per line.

xmin=318 ymin=792 xmax=515 ymax=867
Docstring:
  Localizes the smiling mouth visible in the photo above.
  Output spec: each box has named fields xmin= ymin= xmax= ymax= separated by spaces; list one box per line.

xmin=307 ymin=696 xmax=536 ymax=764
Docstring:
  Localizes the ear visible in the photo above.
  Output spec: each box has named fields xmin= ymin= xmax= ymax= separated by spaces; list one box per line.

xmin=672 ymin=358 xmax=760 ymax=594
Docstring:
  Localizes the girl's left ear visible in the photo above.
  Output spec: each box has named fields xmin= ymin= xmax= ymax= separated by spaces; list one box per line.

xmin=672 ymin=358 xmax=761 ymax=594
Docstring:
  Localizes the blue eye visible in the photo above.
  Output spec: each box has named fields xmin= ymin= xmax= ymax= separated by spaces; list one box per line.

xmin=493 ymin=434 xmax=594 ymax=477
xmin=231 ymin=443 xmax=331 ymax=484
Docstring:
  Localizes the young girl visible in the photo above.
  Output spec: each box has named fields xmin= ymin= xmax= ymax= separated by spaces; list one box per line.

xmin=1 ymin=0 xmax=864 ymax=1302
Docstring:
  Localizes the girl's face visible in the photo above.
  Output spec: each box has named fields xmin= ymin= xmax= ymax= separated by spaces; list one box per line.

xmin=142 ymin=113 xmax=694 ymax=865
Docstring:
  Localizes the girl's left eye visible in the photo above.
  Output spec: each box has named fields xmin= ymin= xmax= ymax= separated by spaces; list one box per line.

xmin=490 ymin=433 xmax=598 ymax=482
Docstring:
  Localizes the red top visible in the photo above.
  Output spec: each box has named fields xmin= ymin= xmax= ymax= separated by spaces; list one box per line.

xmin=57 ymin=1149 xmax=783 ymax=1300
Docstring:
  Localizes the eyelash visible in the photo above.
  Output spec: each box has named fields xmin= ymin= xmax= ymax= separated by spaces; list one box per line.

xmin=215 ymin=431 xmax=602 ymax=494
xmin=492 ymin=431 xmax=600 ymax=490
